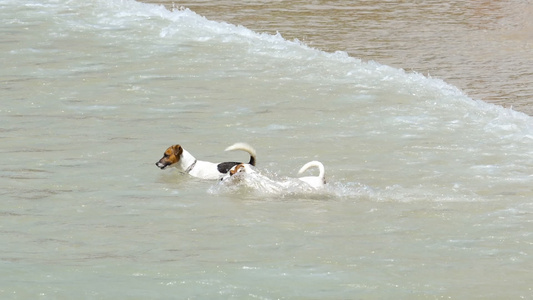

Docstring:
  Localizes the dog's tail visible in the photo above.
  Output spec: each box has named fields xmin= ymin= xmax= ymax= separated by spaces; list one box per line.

xmin=298 ymin=160 xmax=325 ymax=181
xmin=225 ymin=142 xmax=257 ymax=166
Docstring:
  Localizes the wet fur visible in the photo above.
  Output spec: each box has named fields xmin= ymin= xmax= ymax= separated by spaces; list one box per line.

xmin=297 ymin=161 xmax=326 ymax=188
xmin=222 ymin=160 xmax=326 ymax=189
xmin=156 ymin=142 xmax=256 ymax=180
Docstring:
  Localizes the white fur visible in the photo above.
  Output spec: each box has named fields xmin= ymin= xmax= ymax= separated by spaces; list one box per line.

xmin=225 ymin=142 xmax=257 ymax=158
xmin=220 ymin=163 xmax=256 ymax=181
xmin=297 ymin=160 xmax=326 ymax=189
xmin=220 ymin=164 xmax=289 ymax=193
xmin=156 ymin=142 xmax=256 ymax=180
xmin=181 ymin=149 xmax=220 ymax=180
xmin=221 ymin=160 xmax=326 ymax=190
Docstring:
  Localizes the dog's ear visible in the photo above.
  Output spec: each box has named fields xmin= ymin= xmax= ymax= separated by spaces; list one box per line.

xmin=230 ymin=164 xmax=244 ymax=176
xmin=171 ymin=145 xmax=183 ymax=156
xmin=229 ymin=165 xmax=238 ymax=176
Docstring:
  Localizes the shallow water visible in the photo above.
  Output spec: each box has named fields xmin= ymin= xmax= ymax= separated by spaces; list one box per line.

xmin=1 ymin=0 xmax=532 ymax=298
xmin=146 ymin=0 xmax=533 ymax=115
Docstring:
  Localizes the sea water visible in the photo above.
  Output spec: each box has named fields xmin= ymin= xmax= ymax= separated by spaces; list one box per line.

xmin=146 ymin=0 xmax=533 ymax=116
xmin=1 ymin=0 xmax=532 ymax=298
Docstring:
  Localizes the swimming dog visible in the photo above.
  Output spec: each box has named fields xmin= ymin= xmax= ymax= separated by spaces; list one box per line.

xmin=222 ymin=160 xmax=326 ymax=189
xmin=297 ymin=160 xmax=326 ymax=189
xmin=221 ymin=162 xmax=256 ymax=180
xmin=155 ymin=142 xmax=256 ymax=180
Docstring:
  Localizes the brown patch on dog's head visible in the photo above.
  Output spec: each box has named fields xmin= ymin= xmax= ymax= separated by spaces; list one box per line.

xmin=155 ymin=144 xmax=183 ymax=169
xmin=229 ymin=163 xmax=246 ymax=176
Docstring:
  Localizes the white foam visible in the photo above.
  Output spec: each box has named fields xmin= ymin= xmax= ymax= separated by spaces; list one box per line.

xmin=209 ymin=170 xmax=374 ymax=200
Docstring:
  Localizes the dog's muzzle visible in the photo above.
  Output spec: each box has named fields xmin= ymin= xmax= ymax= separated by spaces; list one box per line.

xmin=156 ymin=162 xmax=168 ymax=169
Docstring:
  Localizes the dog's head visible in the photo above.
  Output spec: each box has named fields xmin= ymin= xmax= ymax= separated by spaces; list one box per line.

xmin=155 ymin=145 xmax=183 ymax=169
xmin=229 ymin=163 xmax=247 ymax=176
xmin=220 ymin=163 xmax=254 ymax=182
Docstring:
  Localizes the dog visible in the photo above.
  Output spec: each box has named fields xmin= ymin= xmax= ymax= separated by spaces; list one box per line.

xmin=220 ymin=162 xmax=256 ymax=181
xmin=297 ymin=160 xmax=326 ymax=189
xmin=155 ymin=142 xmax=256 ymax=180
xmin=222 ymin=160 xmax=326 ymax=189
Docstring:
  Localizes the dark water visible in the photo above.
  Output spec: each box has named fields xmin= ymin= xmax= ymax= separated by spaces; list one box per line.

xmin=145 ymin=0 xmax=533 ymax=115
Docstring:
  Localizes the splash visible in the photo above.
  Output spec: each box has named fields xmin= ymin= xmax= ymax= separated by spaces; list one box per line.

xmin=208 ymin=170 xmax=375 ymax=200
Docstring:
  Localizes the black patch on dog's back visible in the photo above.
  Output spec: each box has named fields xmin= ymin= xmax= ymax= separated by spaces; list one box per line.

xmin=217 ymin=162 xmax=240 ymax=174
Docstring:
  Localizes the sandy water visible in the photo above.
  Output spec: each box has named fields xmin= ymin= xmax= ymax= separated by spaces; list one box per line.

xmin=146 ymin=0 xmax=533 ymax=116
xmin=1 ymin=0 xmax=532 ymax=298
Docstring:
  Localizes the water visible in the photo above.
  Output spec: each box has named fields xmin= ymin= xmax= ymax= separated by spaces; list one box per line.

xmin=147 ymin=0 xmax=533 ymax=116
xmin=1 ymin=0 xmax=532 ymax=298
